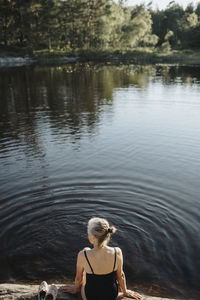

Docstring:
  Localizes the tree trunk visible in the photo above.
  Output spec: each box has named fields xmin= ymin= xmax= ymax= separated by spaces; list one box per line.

xmin=48 ymin=36 xmax=52 ymax=50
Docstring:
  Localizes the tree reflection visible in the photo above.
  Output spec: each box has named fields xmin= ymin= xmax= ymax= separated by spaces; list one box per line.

xmin=0 ymin=63 xmax=200 ymax=156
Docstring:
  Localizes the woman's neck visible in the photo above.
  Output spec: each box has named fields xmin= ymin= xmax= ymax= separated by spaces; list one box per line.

xmin=93 ymin=244 xmax=106 ymax=251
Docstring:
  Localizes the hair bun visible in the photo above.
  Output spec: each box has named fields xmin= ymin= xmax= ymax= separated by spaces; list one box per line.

xmin=107 ymin=226 xmax=116 ymax=234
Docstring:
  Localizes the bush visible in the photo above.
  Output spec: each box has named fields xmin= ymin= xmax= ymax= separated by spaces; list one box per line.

xmin=159 ymin=41 xmax=171 ymax=53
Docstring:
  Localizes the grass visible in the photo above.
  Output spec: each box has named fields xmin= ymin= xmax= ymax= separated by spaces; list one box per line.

xmin=33 ymin=48 xmax=200 ymax=65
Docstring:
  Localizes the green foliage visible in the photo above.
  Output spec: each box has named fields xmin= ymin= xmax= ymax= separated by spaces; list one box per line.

xmin=164 ymin=30 xmax=174 ymax=41
xmin=151 ymin=2 xmax=200 ymax=50
xmin=159 ymin=41 xmax=171 ymax=53
xmin=1 ymin=0 xmax=200 ymax=54
xmin=121 ymin=6 xmax=154 ymax=47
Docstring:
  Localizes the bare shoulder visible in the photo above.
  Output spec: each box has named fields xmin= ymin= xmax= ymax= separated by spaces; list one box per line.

xmin=77 ymin=247 xmax=91 ymax=264
xmin=115 ymin=247 xmax=123 ymax=263
xmin=115 ymin=247 xmax=122 ymax=255
xmin=83 ymin=247 xmax=91 ymax=251
xmin=78 ymin=247 xmax=91 ymax=256
xmin=77 ymin=247 xmax=90 ymax=258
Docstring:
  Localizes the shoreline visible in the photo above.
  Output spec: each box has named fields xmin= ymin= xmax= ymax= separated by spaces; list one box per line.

xmin=1 ymin=49 xmax=200 ymax=67
xmin=0 ymin=283 xmax=186 ymax=300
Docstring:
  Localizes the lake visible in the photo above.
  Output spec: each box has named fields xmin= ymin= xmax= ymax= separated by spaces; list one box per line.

xmin=0 ymin=63 xmax=200 ymax=299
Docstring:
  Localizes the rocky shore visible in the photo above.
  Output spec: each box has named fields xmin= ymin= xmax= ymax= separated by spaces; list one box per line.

xmin=0 ymin=284 xmax=183 ymax=300
xmin=1 ymin=50 xmax=200 ymax=68
xmin=0 ymin=57 xmax=36 ymax=67
xmin=0 ymin=56 xmax=80 ymax=67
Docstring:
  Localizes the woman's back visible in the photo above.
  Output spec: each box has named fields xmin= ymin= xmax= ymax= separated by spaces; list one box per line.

xmin=82 ymin=246 xmax=118 ymax=275
xmin=83 ymin=246 xmax=118 ymax=300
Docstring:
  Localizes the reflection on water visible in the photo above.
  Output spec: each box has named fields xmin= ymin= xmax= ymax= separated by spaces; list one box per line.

xmin=0 ymin=63 xmax=200 ymax=299
xmin=1 ymin=64 xmax=200 ymax=148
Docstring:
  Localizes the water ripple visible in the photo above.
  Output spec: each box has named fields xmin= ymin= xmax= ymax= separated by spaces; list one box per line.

xmin=1 ymin=64 xmax=200 ymax=298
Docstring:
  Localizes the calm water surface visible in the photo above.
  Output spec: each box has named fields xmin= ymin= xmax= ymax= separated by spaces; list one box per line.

xmin=0 ymin=63 xmax=200 ymax=299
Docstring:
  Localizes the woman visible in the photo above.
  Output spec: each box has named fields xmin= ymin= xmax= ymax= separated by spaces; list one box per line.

xmin=61 ymin=217 xmax=142 ymax=300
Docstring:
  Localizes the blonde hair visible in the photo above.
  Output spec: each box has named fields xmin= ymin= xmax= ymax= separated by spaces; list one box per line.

xmin=88 ymin=217 xmax=116 ymax=247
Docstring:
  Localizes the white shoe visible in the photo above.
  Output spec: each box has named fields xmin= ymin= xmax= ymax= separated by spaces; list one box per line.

xmin=38 ymin=281 xmax=49 ymax=300
xmin=45 ymin=284 xmax=58 ymax=300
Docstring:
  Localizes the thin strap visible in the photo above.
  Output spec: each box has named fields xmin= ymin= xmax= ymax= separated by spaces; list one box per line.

xmin=113 ymin=247 xmax=117 ymax=271
xmin=84 ymin=250 xmax=94 ymax=274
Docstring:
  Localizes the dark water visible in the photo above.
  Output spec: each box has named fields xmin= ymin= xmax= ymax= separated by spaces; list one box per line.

xmin=0 ymin=63 xmax=200 ymax=299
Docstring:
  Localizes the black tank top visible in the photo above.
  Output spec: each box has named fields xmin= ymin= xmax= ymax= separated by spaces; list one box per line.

xmin=84 ymin=248 xmax=118 ymax=300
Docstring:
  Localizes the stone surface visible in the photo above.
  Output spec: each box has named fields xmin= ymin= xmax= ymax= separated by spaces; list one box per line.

xmin=0 ymin=284 xmax=183 ymax=300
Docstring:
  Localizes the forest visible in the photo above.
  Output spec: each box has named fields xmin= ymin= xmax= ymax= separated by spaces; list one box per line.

xmin=1 ymin=0 xmax=200 ymax=56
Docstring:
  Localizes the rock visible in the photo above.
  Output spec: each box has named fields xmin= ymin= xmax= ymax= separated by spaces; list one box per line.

xmin=62 ymin=56 xmax=79 ymax=62
xmin=0 ymin=57 xmax=36 ymax=67
xmin=0 ymin=284 xmax=181 ymax=300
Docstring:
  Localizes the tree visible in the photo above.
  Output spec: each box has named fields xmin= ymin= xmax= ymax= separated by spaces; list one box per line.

xmin=0 ymin=0 xmax=13 ymax=46
xmin=120 ymin=5 xmax=158 ymax=48
xmin=35 ymin=0 xmax=60 ymax=50
xmin=178 ymin=12 xmax=199 ymax=48
xmin=58 ymin=0 xmax=84 ymax=51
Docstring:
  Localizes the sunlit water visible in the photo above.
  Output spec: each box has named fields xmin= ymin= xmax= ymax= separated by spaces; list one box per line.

xmin=0 ymin=63 xmax=200 ymax=299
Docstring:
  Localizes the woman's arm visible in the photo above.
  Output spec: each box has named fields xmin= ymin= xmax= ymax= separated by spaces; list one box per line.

xmin=81 ymin=271 xmax=87 ymax=300
xmin=61 ymin=251 xmax=84 ymax=294
xmin=116 ymin=248 xmax=142 ymax=300
xmin=116 ymin=248 xmax=127 ymax=294
xmin=74 ymin=252 xmax=84 ymax=292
